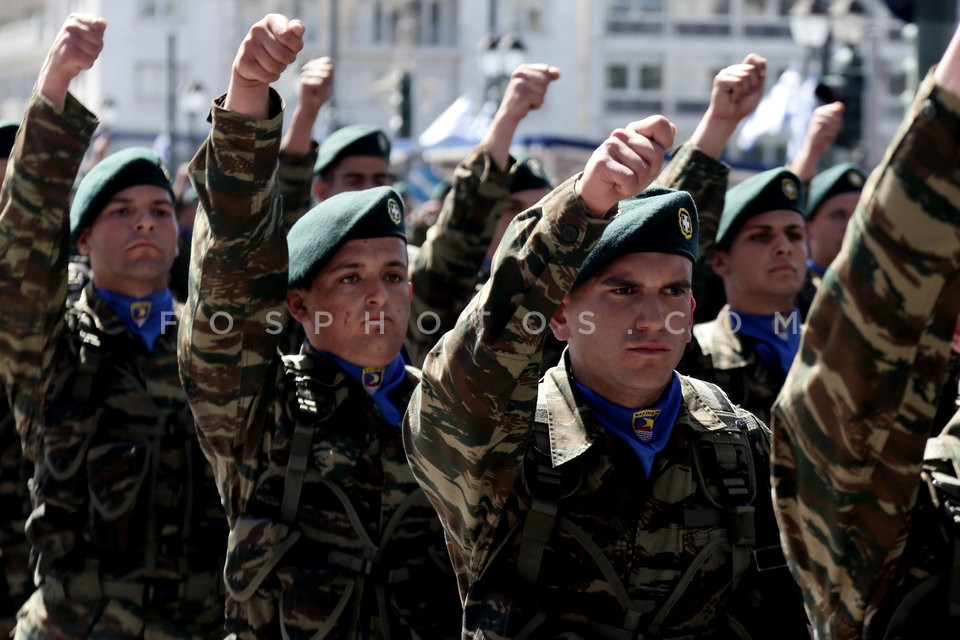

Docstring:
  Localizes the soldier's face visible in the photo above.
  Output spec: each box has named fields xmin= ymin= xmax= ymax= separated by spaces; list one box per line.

xmin=76 ymin=184 xmax=178 ymax=297
xmin=287 ymin=236 xmax=410 ymax=368
xmin=713 ymin=209 xmax=807 ymax=308
xmin=551 ymin=252 xmax=695 ymax=408
xmin=486 ymin=187 xmax=552 ymax=262
xmin=313 ymin=156 xmax=393 ymax=201
xmin=806 ymin=191 xmax=858 ymax=269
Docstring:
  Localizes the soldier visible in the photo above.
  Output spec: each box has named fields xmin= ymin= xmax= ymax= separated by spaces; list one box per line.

xmin=679 ymin=166 xmax=808 ymax=425
xmin=0 ymin=119 xmax=32 ymax=637
xmin=0 ymin=14 xmax=228 ymax=638
xmin=312 ymin=123 xmax=393 ymax=202
xmin=178 ymin=14 xmax=460 ymax=638
xmin=772 ymin=22 xmax=960 ymax=639
xmin=794 ymin=161 xmax=866 ymax=317
xmin=403 ymin=113 xmax=809 ymax=637
xmin=407 ymin=63 xmax=559 ymax=368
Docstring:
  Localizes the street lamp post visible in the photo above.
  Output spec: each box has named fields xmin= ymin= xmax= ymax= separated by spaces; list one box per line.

xmin=179 ymin=81 xmax=206 ymax=162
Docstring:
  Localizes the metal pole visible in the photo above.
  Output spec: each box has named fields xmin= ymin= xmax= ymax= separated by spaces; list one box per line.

xmin=489 ymin=0 xmax=497 ymax=34
xmin=166 ymin=32 xmax=178 ymax=170
xmin=328 ymin=0 xmax=340 ymax=129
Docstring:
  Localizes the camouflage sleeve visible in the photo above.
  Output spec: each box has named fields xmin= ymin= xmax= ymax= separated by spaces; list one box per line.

xmin=278 ymin=142 xmax=317 ymax=229
xmin=655 ymin=140 xmax=729 ymax=263
xmin=406 ymin=146 xmax=512 ymax=366
xmin=178 ymin=90 xmax=286 ymax=512
xmin=0 ymin=91 xmax=98 ymax=457
xmin=403 ymin=175 xmax=609 ymax=594
xmin=771 ymin=71 xmax=960 ymax=640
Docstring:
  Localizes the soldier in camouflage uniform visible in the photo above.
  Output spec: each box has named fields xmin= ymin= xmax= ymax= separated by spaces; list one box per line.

xmin=772 ymin=24 xmax=960 ymax=640
xmin=312 ymin=123 xmax=393 ymax=203
xmin=178 ymin=15 xmax=460 ymax=639
xmin=406 ymin=63 xmax=558 ymax=368
xmin=403 ymin=112 xmax=809 ymax=638
xmin=678 ymin=166 xmax=808 ymax=427
xmin=0 ymin=14 xmax=229 ymax=639
xmin=0 ymin=119 xmax=34 ymax=637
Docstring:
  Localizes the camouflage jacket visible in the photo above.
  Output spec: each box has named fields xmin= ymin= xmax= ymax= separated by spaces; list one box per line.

xmin=179 ymin=93 xmax=460 ymax=640
xmin=278 ymin=143 xmax=318 ymax=229
xmin=0 ymin=91 xmax=227 ymax=631
xmin=403 ymin=177 xmax=808 ymax=638
xmin=771 ymin=71 xmax=960 ymax=640
xmin=680 ymin=304 xmax=795 ymax=427
xmin=0 ymin=389 xmax=31 ymax=623
xmin=406 ymin=146 xmax=512 ymax=368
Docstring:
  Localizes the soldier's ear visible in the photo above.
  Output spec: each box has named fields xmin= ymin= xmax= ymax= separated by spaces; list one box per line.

xmin=75 ymin=228 xmax=93 ymax=256
xmin=711 ymin=251 xmax=729 ymax=278
xmin=285 ymin=289 xmax=309 ymax=323
xmin=549 ymin=299 xmax=572 ymax=341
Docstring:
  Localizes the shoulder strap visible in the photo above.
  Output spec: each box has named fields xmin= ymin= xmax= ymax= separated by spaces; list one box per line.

xmin=279 ymin=354 xmax=328 ymax=525
xmin=516 ymin=388 xmax=561 ymax=585
xmin=684 ymin=377 xmax=758 ymax=589
xmin=65 ymin=305 xmax=105 ymax=405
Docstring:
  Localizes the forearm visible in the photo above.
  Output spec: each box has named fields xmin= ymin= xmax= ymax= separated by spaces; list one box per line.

xmin=771 ymin=70 xmax=960 ymax=638
xmin=0 ymin=89 xmax=96 ymax=403
xmin=278 ymin=141 xmax=318 ymax=228
xmin=407 ymin=146 xmax=511 ymax=348
xmin=179 ymin=90 xmax=286 ymax=460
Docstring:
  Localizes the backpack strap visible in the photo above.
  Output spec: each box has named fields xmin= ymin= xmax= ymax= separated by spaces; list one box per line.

xmin=684 ymin=377 xmax=761 ymax=590
xmin=516 ymin=390 xmax=562 ymax=585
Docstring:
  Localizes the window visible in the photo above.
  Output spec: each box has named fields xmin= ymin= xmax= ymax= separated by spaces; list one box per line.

xmin=139 ymin=0 xmax=180 ymax=18
xmin=639 ymin=65 xmax=662 ymax=90
xmin=607 ymin=64 xmax=629 ymax=90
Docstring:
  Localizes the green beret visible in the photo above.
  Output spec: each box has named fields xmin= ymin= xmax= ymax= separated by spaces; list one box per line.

xmin=574 ymin=187 xmax=699 ymax=290
xmin=804 ymin=162 xmax=866 ymax=220
xmin=509 ymin=153 xmax=552 ymax=194
xmin=314 ymin=124 xmax=391 ymax=176
xmin=0 ymin=121 xmax=18 ymax=159
xmin=716 ymin=167 xmax=804 ymax=249
xmin=70 ymin=147 xmax=174 ymax=238
xmin=287 ymin=185 xmax=407 ymax=288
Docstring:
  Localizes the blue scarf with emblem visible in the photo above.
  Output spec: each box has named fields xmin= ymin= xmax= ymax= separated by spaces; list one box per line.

xmin=96 ymin=287 xmax=174 ymax=351
xmin=573 ymin=372 xmax=682 ymax=478
xmin=731 ymin=309 xmax=801 ymax=378
xmin=322 ymin=351 xmax=408 ymax=426
xmin=807 ymin=258 xmax=827 ymax=278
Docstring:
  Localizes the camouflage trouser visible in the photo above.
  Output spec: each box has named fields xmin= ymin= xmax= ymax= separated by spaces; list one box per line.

xmin=14 ymin=582 xmax=226 ymax=640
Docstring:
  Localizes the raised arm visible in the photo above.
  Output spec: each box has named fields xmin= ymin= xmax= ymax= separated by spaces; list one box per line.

xmin=771 ymin=23 xmax=960 ymax=640
xmin=279 ymin=56 xmax=333 ymax=227
xmin=657 ymin=53 xmax=766 ymax=263
xmin=786 ymin=101 xmax=845 ymax=182
xmin=179 ymin=15 xmax=302 ymax=488
xmin=404 ymin=115 xmax=675 ymax=594
xmin=407 ymin=63 xmax=561 ymax=364
xmin=0 ymin=13 xmax=102 ymax=456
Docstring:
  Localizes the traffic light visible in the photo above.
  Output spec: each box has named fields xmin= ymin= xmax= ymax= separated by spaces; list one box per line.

xmin=817 ymin=45 xmax=863 ymax=149
xmin=389 ymin=70 xmax=412 ymax=139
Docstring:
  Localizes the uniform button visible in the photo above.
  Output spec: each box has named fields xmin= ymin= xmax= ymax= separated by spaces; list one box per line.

xmin=560 ymin=224 xmax=578 ymax=243
xmin=917 ymin=99 xmax=936 ymax=123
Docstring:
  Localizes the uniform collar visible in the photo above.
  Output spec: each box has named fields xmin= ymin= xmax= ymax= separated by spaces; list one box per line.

xmin=691 ymin=304 xmax=757 ymax=370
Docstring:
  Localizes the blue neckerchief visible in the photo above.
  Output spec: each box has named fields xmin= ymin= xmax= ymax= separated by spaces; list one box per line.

xmin=573 ymin=372 xmax=682 ymax=478
xmin=96 ymin=287 xmax=174 ymax=351
xmin=731 ymin=308 xmax=801 ymax=378
xmin=806 ymin=258 xmax=827 ymax=277
xmin=322 ymin=351 xmax=407 ymax=426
